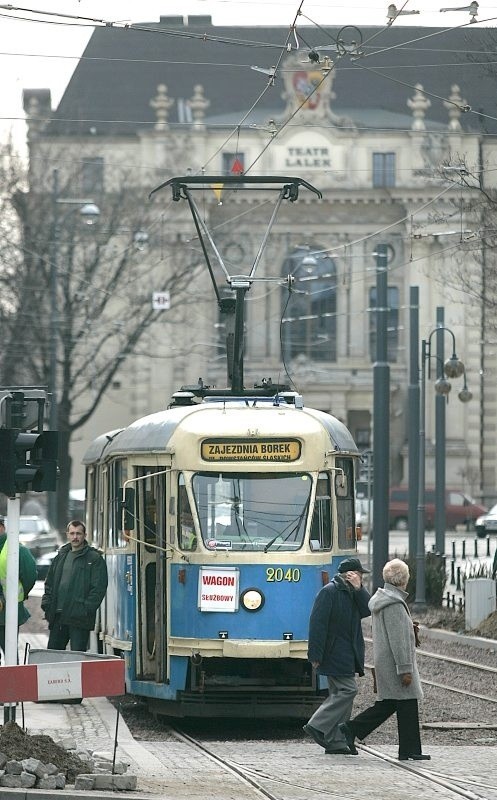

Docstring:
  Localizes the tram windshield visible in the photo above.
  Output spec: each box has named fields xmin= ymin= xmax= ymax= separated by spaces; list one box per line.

xmin=192 ymin=472 xmax=312 ymax=551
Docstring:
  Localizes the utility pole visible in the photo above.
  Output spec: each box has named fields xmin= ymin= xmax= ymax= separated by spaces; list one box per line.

xmin=372 ymin=244 xmax=390 ymax=590
xmin=408 ymin=286 xmax=420 ymax=559
xmin=48 ymin=169 xmax=59 ymax=528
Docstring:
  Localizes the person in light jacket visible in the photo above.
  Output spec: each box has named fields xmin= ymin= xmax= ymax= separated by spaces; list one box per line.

xmin=339 ymin=558 xmax=430 ymax=761
xmin=0 ymin=517 xmax=37 ymax=663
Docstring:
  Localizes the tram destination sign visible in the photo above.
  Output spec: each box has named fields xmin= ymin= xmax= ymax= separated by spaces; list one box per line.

xmin=201 ymin=438 xmax=301 ymax=462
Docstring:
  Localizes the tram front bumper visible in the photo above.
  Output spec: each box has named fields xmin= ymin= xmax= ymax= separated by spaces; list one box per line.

xmin=169 ymin=637 xmax=307 ymax=659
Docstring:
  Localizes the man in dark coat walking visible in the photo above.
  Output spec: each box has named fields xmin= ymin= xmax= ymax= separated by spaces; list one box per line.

xmin=42 ymin=519 xmax=108 ymax=652
xmin=303 ymin=557 xmax=370 ymax=754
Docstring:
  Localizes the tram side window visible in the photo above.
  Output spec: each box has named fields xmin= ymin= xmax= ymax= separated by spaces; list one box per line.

xmin=178 ymin=474 xmax=197 ymax=551
xmin=108 ymin=459 xmax=128 ymax=548
xmin=310 ymin=473 xmax=332 ymax=550
xmin=137 ymin=469 xmax=159 ymax=553
xmin=335 ymin=458 xmax=356 ymax=549
xmin=86 ymin=469 xmax=96 ymax=546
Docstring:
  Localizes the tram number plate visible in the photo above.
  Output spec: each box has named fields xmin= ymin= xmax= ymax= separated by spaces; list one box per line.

xmin=266 ymin=567 xmax=301 ymax=582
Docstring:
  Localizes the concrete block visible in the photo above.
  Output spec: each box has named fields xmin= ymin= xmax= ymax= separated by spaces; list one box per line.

xmin=0 ymin=753 xmax=7 ymax=769
xmin=56 ymin=736 xmax=77 ymax=750
xmin=0 ymin=775 xmax=23 ymax=788
xmin=55 ymin=773 xmax=66 ymax=789
xmin=5 ymin=760 xmax=22 ymax=774
xmin=92 ymin=773 xmax=137 ymax=790
xmin=91 ymin=749 xmax=113 ymax=761
xmin=20 ymin=772 xmax=37 ymax=788
xmin=93 ymin=774 xmax=114 ymax=789
xmin=22 ymin=757 xmax=46 ymax=777
xmin=112 ymin=774 xmax=138 ymax=791
xmin=45 ymin=762 xmax=59 ymax=775
xmin=74 ymin=774 xmax=96 ymax=790
xmin=37 ymin=775 xmax=58 ymax=790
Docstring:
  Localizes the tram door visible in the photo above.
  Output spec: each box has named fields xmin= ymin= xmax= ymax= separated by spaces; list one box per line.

xmin=135 ymin=468 xmax=167 ymax=682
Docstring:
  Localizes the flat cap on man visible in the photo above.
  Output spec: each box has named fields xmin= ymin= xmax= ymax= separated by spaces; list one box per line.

xmin=338 ymin=556 xmax=370 ymax=574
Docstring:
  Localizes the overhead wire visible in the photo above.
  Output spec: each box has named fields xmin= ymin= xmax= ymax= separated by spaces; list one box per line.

xmin=1 ymin=2 xmax=491 ymax=336
xmin=201 ymin=0 xmax=305 ymax=171
xmin=4 ymin=3 xmax=497 ymax=154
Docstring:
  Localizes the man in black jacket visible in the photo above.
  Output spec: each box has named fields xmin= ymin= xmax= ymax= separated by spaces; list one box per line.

xmin=42 ymin=520 xmax=108 ymax=652
xmin=303 ymin=557 xmax=371 ymax=755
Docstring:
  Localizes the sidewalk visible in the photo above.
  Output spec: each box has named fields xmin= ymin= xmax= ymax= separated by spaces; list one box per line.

xmin=16 ymin=693 xmax=173 ymax=798
xmin=3 ymin=632 xmax=172 ymax=799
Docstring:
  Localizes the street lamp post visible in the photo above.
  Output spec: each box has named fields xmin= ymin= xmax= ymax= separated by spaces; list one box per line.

xmin=48 ymin=168 xmax=100 ymax=528
xmin=372 ymin=244 xmax=390 ymax=591
xmin=413 ymin=325 xmax=471 ymax=610
xmin=435 ymin=309 xmax=446 ymax=555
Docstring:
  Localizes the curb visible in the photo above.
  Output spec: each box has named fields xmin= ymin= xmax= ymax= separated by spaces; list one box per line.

xmin=0 ymin=790 xmax=160 ymax=800
xmin=420 ymin=625 xmax=497 ymax=651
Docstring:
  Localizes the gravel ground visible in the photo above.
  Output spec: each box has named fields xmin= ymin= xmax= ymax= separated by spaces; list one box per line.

xmin=22 ymin=588 xmax=497 ymax=749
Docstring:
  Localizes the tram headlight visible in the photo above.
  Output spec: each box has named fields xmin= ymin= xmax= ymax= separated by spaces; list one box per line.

xmin=240 ymin=588 xmax=265 ymax=612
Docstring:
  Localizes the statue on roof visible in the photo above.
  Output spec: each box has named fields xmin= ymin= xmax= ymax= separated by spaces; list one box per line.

xmin=407 ymin=84 xmax=431 ymax=131
xmin=150 ymin=84 xmax=175 ymax=130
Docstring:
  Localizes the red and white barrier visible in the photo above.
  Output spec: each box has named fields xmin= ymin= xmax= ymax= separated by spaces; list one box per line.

xmin=0 ymin=658 xmax=125 ymax=703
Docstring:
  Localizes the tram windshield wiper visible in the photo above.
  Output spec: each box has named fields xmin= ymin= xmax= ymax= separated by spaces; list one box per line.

xmin=264 ymin=500 xmax=309 ymax=553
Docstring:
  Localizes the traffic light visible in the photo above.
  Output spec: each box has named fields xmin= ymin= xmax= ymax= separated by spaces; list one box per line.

xmin=30 ymin=431 xmax=58 ymax=492
xmin=0 ymin=429 xmax=58 ymax=496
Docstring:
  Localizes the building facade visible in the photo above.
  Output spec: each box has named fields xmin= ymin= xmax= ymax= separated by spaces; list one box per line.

xmin=22 ymin=17 xmax=497 ymax=503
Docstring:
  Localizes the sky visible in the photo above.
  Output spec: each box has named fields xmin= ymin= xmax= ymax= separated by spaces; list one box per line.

xmin=1 ymin=0 xmax=497 ymax=147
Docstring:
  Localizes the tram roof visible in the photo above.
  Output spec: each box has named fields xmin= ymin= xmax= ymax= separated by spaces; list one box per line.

xmin=82 ymin=401 xmax=359 ymax=464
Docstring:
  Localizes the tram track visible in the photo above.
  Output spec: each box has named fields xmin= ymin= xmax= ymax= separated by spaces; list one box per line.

xmin=358 ymin=743 xmax=496 ymax=800
xmin=169 ymin=725 xmax=282 ymax=800
xmin=169 ymin=724 xmax=497 ymax=800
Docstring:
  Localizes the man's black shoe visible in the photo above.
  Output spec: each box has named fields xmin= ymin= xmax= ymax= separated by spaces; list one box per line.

xmin=303 ymin=724 xmax=326 ymax=748
xmin=398 ymin=753 xmax=431 ymax=761
xmin=325 ymin=747 xmax=352 ymax=755
xmin=338 ymin=722 xmax=358 ymax=755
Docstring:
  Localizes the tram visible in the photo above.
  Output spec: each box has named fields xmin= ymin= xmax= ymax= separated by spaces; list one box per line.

xmin=82 ymin=176 xmax=363 ymax=718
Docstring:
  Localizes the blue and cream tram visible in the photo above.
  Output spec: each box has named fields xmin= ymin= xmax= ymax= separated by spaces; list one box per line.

xmin=83 ymin=175 xmax=363 ymax=717
xmin=83 ymin=393 xmax=361 ymax=718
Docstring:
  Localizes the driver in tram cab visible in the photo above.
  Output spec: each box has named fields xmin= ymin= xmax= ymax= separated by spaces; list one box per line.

xmin=180 ymin=510 xmax=197 ymax=551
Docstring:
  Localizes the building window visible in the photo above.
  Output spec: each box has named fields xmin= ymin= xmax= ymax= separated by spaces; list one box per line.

xmin=373 ymin=152 xmax=396 ymax=188
xmin=81 ymin=157 xmax=104 ymax=194
xmin=177 ymin=98 xmax=193 ymax=123
xmin=281 ymin=247 xmax=337 ymax=363
xmin=369 ymin=285 xmax=399 ymax=362
xmin=222 ymin=152 xmax=245 ymax=175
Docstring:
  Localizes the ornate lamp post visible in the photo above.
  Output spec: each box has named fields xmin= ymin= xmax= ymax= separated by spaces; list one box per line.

xmin=413 ymin=325 xmax=472 ymax=610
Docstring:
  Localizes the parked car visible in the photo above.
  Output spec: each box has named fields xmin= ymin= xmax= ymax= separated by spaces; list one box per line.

xmin=389 ymin=487 xmax=486 ymax=531
xmin=18 ymin=515 xmax=61 ymax=560
xmin=475 ymin=503 xmax=497 ymax=538
xmin=356 ymin=497 xmax=372 ymax=536
xmin=35 ymin=550 xmax=59 ymax=581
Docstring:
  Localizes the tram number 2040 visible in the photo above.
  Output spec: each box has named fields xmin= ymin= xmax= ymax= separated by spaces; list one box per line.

xmin=266 ymin=567 xmax=301 ymax=582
